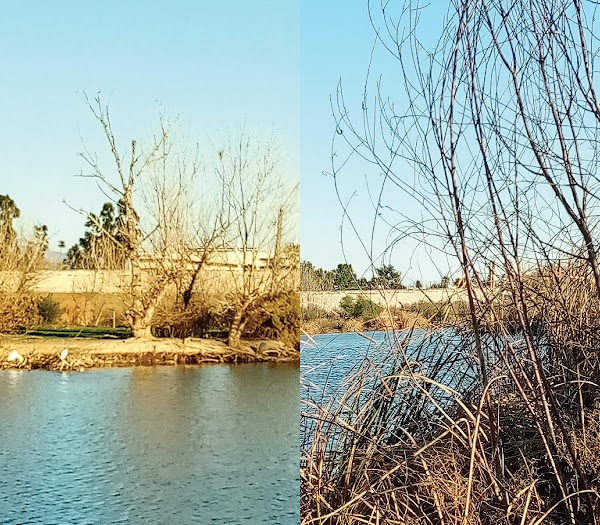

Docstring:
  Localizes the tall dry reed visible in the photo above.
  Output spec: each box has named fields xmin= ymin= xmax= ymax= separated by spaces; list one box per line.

xmin=301 ymin=270 xmax=600 ymax=523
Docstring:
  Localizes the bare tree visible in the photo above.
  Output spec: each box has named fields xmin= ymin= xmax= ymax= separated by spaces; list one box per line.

xmin=214 ymin=130 xmax=299 ymax=348
xmin=78 ymin=95 xmax=208 ymax=338
xmin=321 ymin=0 xmax=600 ymax=521
xmin=139 ymin=125 xmax=231 ymax=334
xmin=79 ymin=97 xmax=297 ymax=345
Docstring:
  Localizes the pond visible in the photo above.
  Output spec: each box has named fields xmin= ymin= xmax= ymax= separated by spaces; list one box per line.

xmin=0 ymin=364 xmax=299 ymax=524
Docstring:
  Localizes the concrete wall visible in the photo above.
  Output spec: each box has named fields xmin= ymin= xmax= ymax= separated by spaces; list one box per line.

xmin=301 ymin=288 xmax=469 ymax=311
xmin=33 ymin=270 xmax=128 ymax=294
xmin=0 ymin=267 xmax=296 ymax=295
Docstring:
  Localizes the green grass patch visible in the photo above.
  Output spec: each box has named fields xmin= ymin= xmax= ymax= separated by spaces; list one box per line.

xmin=24 ymin=326 xmax=132 ymax=339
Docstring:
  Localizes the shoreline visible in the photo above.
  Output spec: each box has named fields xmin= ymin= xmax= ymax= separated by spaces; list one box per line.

xmin=0 ymin=336 xmax=299 ymax=371
xmin=301 ymin=313 xmax=446 ymax=335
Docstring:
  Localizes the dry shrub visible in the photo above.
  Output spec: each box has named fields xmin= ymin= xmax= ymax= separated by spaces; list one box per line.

xmin=302 ymin=303 xmax=333 ymax=321
xmin=301 ymin=320 xmax=321 ymax=335
xmin=341 ymin=318 xmax=364 ymax=332
xmin=151 ymin=294 xmax=222 ymax=338
xmin=524 ymin=261 xmax=600 ymax=381
xmin=55 ymin=293 xmax=127 ymax=327
xmin=302 ymin=318 xmax=342 ymax=335
xmin=370 ymin=300 xmax=466 ymax=331
xmin=60 ymin=299 xmax=94 ymax=326
xmin=403 ymin=299 xmax=467 ymax=326
xmin=0 ymin=292 xmax=37 ymax=332
xmin=375 ymin=310 xmax=430 ymax=330
xmin=152 ymin=290 xmax=301 ymax=345
xmin=242 ymin=290 xmax=300 ymax=349
xmin=301 ymin=326 xmax=599 ymax=524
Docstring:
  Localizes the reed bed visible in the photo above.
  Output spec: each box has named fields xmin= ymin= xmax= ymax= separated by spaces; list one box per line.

xmin=301 ymin=263 xmax=600 ymax=524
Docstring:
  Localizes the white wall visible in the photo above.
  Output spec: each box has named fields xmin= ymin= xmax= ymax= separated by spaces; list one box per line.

xmin=301 ymin=288 xmax=469 ymax=311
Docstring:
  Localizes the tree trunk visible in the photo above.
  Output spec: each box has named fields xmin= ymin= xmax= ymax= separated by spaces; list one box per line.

xmin=228 ymin=309 xmax=246 ymax=348
xmin=130 ymin=302 xmax=156 ymax=339
xmin=132 ymin=323 xmax=153 ymax=339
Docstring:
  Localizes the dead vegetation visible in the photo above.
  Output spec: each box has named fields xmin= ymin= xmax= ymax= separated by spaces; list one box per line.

xmin=302 ymin=0 xmax=600 ymax=522
xmin=301 ymin=298 xmax=466 ymax=334
xmin=301 ymin=281 xmax=600 ymax=524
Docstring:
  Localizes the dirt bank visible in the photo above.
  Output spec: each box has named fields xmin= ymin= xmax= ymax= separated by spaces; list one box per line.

xmin=0 ymin=336 xmax=299 ymax=371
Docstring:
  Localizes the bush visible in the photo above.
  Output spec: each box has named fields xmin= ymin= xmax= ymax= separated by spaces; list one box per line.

xmin=339 ymin=295 xmax=355 ymax=317
xmin=0 ymin=293 xmax=37 ymax=333
xmin=37 ymin=295 xmax=62 ymax=325
xmin=339 ymin=295 xmax=381 ymax=319
xmin=244 ymin=290 xmax=300 ymax=349
xmin=152 ymin=295 xmax=224 ymax=338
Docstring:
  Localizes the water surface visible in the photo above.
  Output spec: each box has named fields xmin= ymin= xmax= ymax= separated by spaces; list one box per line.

xmin=301 ymin=329 xmax=479 ymax=407
xmin=0 ymin=364 xmax=299 ymax=524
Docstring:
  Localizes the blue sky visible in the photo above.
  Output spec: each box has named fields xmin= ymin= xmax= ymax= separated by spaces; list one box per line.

xmin=300 ymin=2 xmax=455 ymax=284
xmin=1 ymin=1 xmax=452 ymax=284
xmin=300 ymin=2 xmax=373 ymax=275
xmin=0 ymin=1 xmax=299 ymax=253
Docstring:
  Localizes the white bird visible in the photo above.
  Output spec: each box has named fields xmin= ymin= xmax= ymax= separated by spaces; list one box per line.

xmin=7 ymin=350 xmax=23 ymax=363
xmin=59 ymin=349 xmax=69 ymax=361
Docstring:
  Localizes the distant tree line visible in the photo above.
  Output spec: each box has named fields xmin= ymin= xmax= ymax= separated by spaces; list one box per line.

xmin=301 ymin=260 xmax=457 ymax=291
xmin=0 ymin=194 xmax=51 ymax=332
xmin=65 ymin=201 xmax=127 ymax=270
xmin=300 ymin=261 xmax=405 ymax=291
xmin=0 ymin=194 xmax=48 ymax=272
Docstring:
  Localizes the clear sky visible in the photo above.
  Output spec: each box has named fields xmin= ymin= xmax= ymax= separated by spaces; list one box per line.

xmin=2 ymin=1 xmax=453 ymax=284
xmin=300 ymin=2 xmax=371 ymax=276
xmin=300 ymin=2 xmax=455 ymax=285
xmin=0 ymin=1 xmax=299 ymax=254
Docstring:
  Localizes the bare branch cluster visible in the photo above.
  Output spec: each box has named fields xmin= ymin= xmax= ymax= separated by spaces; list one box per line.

xmin=78 ymin=96 xmax=298 ymax=343
xmin=303 ymin=0 xmax=600 ymax=522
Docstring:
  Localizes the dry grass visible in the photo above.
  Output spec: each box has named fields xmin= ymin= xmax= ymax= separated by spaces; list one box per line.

xmin=301 ymin=266 xmax=600 ymax=524
xmin=49 ymin=292 xmax=127 ymax=326
xmin=303 ymin=318 xmax=344 ymax=335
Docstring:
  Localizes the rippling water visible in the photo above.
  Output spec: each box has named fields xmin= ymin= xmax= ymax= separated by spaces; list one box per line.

xmin=301 ymin=331 xmax=401 ymax=396
xmin=301 ymin=329 xmax=478 ymax=405
xmin=0 ymin=364 xmax=299 ymax=524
